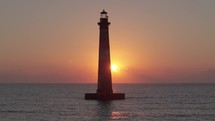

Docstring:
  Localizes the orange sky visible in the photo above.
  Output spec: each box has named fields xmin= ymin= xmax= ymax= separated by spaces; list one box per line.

xmin=0 ymin=0 xmax=215 ymax=83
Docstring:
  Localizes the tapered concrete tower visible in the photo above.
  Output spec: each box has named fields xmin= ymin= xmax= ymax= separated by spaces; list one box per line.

xmin=97 ymin=10 xmax=113 ymax=94
xmin=85 ymin=10 xmax=125 ymax=100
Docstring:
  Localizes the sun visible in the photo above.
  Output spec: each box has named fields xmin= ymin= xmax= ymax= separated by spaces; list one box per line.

xmin=111 ymin=64 xmax=118 ymax=72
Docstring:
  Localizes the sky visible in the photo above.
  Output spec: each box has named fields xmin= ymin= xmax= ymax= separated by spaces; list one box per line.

xmin=0 ymin=0 xmax=215 ymax=83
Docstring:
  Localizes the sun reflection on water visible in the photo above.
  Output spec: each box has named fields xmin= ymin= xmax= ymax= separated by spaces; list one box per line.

xmin=110 ymin=111 xmax=128 ymax=120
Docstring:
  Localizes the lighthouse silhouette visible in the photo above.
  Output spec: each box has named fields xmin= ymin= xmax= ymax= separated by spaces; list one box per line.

xmin=85 ymin=10 xmax=125 ymax=100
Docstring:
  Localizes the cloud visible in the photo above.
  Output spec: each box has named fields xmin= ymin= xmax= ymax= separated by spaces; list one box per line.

xmin=190 ymin=69 xmax=215 ymax=83
xmin=0 ymin=68 xmax=214 ymax=83
xmin=127 ymin=69 xmax=215 ymax=83
xmin=0 ymin=69 xmax=95 ymax=83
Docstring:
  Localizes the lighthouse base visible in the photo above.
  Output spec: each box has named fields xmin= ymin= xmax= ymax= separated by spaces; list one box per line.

xmin=85 ymin=93 xmax=125 ymax=100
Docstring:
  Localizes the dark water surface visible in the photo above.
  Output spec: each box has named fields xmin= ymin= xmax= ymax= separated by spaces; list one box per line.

xmin=0 ymin=83 xmax=215 ymax=121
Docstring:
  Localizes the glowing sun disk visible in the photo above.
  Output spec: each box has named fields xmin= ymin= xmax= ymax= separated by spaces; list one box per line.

xmin=111 ymin=64 xmax=118 ymax=71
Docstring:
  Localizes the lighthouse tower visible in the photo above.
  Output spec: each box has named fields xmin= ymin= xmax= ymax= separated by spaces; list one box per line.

xmin=97 ymin=10 xmax=113 ymax=94
xmin=85 ymin=10 xmax=125 ymax=100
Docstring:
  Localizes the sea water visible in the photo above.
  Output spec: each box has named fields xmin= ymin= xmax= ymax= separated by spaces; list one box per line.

xmin=0 ymin=83 xmax=215 ymax=121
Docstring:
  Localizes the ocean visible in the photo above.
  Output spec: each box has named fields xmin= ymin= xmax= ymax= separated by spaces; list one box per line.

xmin=0 ymin=83 xmax=214 ymax=121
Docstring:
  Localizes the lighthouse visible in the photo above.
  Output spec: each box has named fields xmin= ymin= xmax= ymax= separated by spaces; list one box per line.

xmin=85 ymin=10 xmax=125 ymax=100
xmin=97 ymin=10 xmax=113 ymax=95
